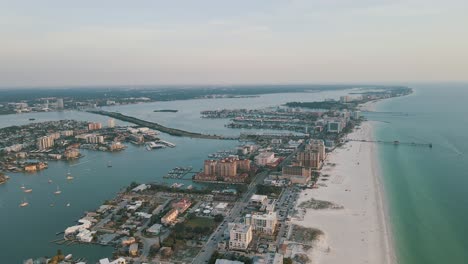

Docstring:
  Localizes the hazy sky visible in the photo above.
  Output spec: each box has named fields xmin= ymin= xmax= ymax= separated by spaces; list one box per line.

xmin=1 ymin=0 xmax=467 ymax=87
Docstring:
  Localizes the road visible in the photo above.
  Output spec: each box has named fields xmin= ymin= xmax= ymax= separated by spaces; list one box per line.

xmin=191 ymin=169 xmax=270 ymax=263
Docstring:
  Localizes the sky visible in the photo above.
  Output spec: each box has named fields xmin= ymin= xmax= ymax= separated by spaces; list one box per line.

xmin=0 ymin=0 xmax=467 ymax=87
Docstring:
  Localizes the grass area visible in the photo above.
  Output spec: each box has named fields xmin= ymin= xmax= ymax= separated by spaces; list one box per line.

xmin=256 ymin=184 xmax=282 ymax=197
xmin=298 ymin=198 xmax=343 ymax=210
xmin=185 ymin=217 xmax=215 ymax=229
xmin=290 ymin=225 xmax=324 ymax=245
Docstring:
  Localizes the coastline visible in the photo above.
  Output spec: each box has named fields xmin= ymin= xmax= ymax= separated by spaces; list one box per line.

xmin=293 ymin=120 xmax=395 ymax=264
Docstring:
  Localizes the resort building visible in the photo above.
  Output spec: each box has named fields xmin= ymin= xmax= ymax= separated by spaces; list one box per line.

xmin=306 ymin=139 xmax=326 ymax=161
xmin=88 ymin=122 xmax=102 ymax=131
xmin=87 ymin=135 xmax=104 ymax=144
xmin=327 ymin=121 xmax=343 ymax=133
xmin=108 ymin=118 xmax=116 ymax=128
xmin=36 ymin=135 xmax=54 ymax=150
xmin=255 ymin=152 xmax=276 ymax=166
xmin=297 ymin=150 xmax=322 ymax=169
xmin=282 ymin=165 xmax=311 ymax=184
xmin=246 ymin=212 xmax=278 ymax=235
xmin=229 ymin=223 xmax=253 ymax=250
xmin=195 ymin=157 xmax=251 ymax=183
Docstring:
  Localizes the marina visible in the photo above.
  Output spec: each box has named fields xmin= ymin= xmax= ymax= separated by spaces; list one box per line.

xmin=163 ymin=166 xmax=193 ymax=179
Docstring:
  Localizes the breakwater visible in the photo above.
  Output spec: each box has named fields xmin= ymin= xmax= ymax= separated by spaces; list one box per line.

xmin=88 ymin=110 xmax=238 ymax=140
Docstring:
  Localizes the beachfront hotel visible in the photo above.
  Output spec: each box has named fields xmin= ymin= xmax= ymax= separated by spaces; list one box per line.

xmin=195 ymin=157 xmax=251 ymax=183
xmin=229 ymin=223 xmax=253 ymax=250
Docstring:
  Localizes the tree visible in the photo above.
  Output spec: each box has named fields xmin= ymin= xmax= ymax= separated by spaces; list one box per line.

xmin=214 ymin=214 xmax=224 ymax=223
xmin=283 ymin=257 xmax=293 ymax=264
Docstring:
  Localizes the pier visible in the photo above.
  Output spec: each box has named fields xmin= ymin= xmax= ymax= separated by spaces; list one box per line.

xmin=347 ymin=139 xmax=432 ymax=148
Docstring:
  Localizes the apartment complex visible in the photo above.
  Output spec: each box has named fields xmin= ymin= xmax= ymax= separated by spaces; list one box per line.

xmin=195 ymin=157 xmax=251 ymax=183
xmin=246 ymin=212 xmax=278 ymax=235
xmin=282 ymin=165 xmax=312 ymax=184
xmin=36 ymin=136 xmax=55 ymax=150
xmin=229 ymin=223 xmax=253 ymax=250
xmin=88 ymin=122 xmax=102 ymax=131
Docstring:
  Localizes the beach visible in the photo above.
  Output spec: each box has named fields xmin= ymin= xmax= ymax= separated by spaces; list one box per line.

xmin=294 ymin=121 xmax=395 ymax=264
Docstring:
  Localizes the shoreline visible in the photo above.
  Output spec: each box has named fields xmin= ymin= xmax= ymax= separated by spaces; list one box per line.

xmin=293 ymin=120 xmax=395 ymax=264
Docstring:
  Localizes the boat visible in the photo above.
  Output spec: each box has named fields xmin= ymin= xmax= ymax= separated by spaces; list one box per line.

xmin=19 ymin=198 xmax=29 ymax=207
xmin=54 ymin=186 xmax=62 ymax=195
xmin=20 ymin=184 xmax=25 ymax=189
xmin=23 ymin=188 xmax=33 ymax=193
xmin=66 ymin=172 xmax=74 ymax=180
xmin=170 ymin=183 xmax=184 ymax=188
xmin=48 ymin=179 xmax=53 ymax=184
xmin=29 ymin=118 xmax=36 ymax=121
xmin=66 ymin=203 xmax=71 ymax=207
xmin=187 ymin=185 xmax=193 ymax=190
xmin=107 ymin=161 xmax=112 ymax=168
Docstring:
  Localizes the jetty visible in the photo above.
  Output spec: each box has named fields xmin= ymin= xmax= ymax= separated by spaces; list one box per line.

xmin=347 ymin=139 xmax=432 ymax=148
xmin=88 ymin=110 xmax=239 ymax=140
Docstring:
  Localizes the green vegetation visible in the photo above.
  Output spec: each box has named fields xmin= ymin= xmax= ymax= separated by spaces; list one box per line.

xmin=285 ymin=101 xmax=351 ymax=110
xmin=298 ymin=198 xmax=343 ymax=210
xmin=256 ymin=184 xmax=283 ymax=197
xmin=290 ymin=225 xmax=324 ymax=244
xmin=162 ymin=217 xmax=217 ymax=249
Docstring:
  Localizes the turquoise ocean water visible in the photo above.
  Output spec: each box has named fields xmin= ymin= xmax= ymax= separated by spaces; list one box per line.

xmin=369 ymin=84 xmax=468 ymax=264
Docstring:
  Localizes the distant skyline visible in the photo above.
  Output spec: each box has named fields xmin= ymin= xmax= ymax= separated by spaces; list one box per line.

xmin=1 ymin=0 xmax=467 ymax=87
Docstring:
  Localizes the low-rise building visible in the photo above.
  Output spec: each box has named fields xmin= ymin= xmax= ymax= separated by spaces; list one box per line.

xmin=64 ymin=148 xmax=80 ymax=159
xmin=161 ymin=208 xmax=179 ymax=225
xmin=129 ymin=243 xmax=139 ymax=256
xmin=147 ymin=223 xmax=162 ymax=235
xmin=255 ymin=152 xmax=275 ymax=166
xmin=172 ymin=198 xmax=192 ymax=213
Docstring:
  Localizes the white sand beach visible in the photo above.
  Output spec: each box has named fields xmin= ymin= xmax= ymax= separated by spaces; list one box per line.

xmin=293 ymin=122 xmax=395 ymax=264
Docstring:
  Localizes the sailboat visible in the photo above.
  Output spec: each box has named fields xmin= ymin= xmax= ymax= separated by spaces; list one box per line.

xmin=19 ymin=198 xmax=29 ymax=207
xmin=66 ymin=171 xmax=74 ymax=180
xmin=54 ymin=186 xmax=62 ymax=195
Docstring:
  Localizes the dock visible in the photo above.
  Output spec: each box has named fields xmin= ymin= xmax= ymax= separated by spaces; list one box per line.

xmin=347 ymin=139 xmax=432 ymax=148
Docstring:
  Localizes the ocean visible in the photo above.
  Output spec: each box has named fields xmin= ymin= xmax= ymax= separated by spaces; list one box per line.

xmin=1 ymin=85 xmax=467 ymax=263
xmin=370 ymin=84 xmax=468 ymax=264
